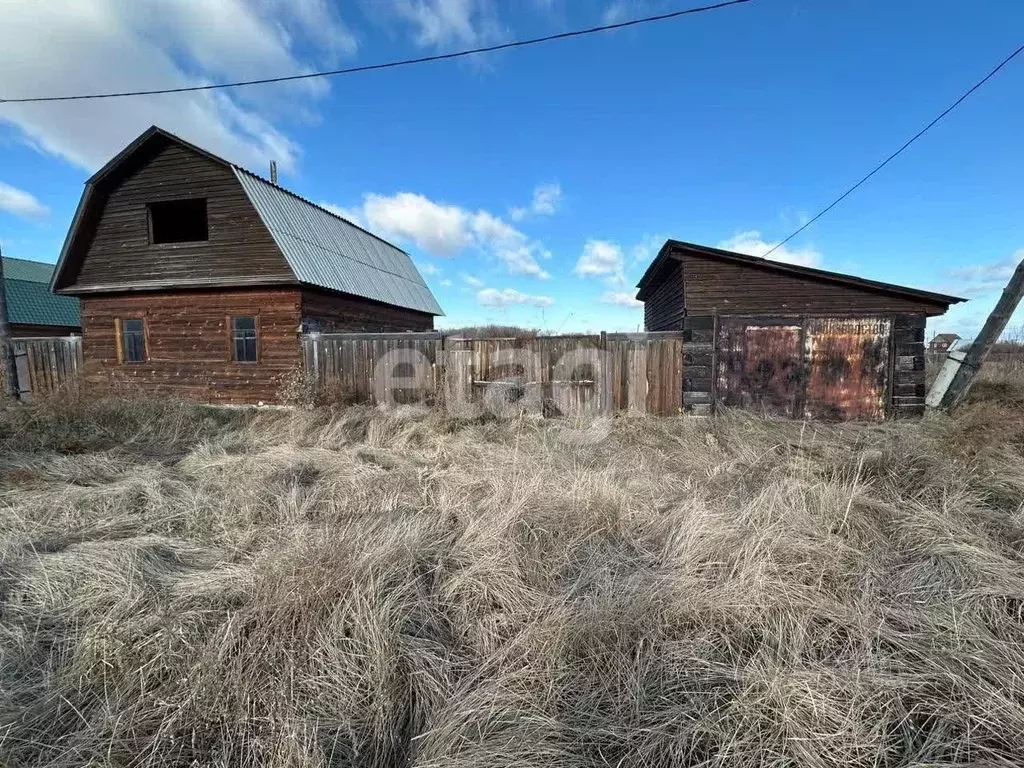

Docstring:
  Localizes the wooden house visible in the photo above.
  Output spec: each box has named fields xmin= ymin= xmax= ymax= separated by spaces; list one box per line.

xmin=636 ymin=240 xmax=966 ymax=419
xmin=51 ymin=127 xmax=443 ymax=404
xmin=3 ymin=257 xmax=80 ymax=337
xmin=928 ymin=333 xmax=962 ymax=355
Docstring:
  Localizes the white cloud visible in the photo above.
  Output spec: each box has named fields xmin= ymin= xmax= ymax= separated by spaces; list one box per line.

xmin=418 ymin=262 xmax=441 ymax=275
xmin=575 ymin=239 xmax=626 ymax=286
xmin=0 ymin=182 xmax=49 ymax=219
xmin=363 ymin=192 xmax=471 ymax=255
xmin=0 ymin=0 xmax=357 ymax=173
xmin=601 ymin=291 xmax=642 ymax=308
xmin=439 ymin=278 xmax=453 ymax=287
xmin=943 ymin=251 xmax=1022 ymax=298
xmin=717 ymin=230 xmax=822 ymax=268
xmin=602 ymin=1 xmax=633 ymax=24
xmin=477 ymin=288 xmax=554 ymax=308
xmin=510 ymin=182 xmax=562 ymax=221
xmin=630 ymin=234 xmax=663 ymax=266
xmin=350 ymin=191 xmax=551 ymax=278
xmin=462 ymin=274 xmax=484 ymax=287
xmin=378 ymin=0 xmax=503 ymax=48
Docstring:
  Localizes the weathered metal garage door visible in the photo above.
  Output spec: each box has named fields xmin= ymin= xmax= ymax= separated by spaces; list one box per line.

xmin=717 ymin=320 xmax=804 ymax=417
xmin=804 ymin=317 xmax=891 ymax=420
xmin=713 ymin=315 xmax=894 ymax=420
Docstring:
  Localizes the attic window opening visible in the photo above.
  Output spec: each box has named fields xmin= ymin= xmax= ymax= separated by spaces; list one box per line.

xmin=148 ymin=199 xmax=208 ymax=244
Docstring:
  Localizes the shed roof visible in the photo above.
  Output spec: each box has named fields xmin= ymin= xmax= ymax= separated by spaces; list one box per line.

xmin=932 ymin=333 xmax=961 ymax=343
xmin=52 ymin=126 xmax=443 ymax=316
xmin=3 ymin=258 xmax=80 ymax=328
xmin=636 ymin=239 xmax=967 ymax=309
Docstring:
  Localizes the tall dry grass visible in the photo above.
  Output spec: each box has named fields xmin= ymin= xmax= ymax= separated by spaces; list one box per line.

xmin=2 ymin=384 xmax=1024 ymax=766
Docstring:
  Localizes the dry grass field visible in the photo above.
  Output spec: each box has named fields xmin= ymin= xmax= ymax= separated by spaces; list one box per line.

xmin=3 ymin=365 xmax=1024 ymax=767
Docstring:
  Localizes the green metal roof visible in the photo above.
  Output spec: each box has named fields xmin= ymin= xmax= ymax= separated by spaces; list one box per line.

xmin=3 ymin=259 xmax=80 ymax=329
xmin=3 ymin=256 xmax=60 ymax=284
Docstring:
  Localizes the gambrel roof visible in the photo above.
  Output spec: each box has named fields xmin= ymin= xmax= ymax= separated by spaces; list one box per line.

xmin=52 ymin=126 xmax=443 ymax=316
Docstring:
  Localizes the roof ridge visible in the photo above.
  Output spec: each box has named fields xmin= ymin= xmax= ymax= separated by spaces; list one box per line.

xmin=2 ymin=256 xmax=55 ymax=265
xmin=231 ymin=164 xmax=410 ymax=257
xmin=663 ymin=238 xmax=967 ymax=305
xmin=93 ymin=127 xmax=410 ymax=259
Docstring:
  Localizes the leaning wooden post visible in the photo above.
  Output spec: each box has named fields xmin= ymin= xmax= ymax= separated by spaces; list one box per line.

xmin=929 ymin=256 xmax=1024 ymax=411
xmin=0 ymin=245 xmax=20 ymax=401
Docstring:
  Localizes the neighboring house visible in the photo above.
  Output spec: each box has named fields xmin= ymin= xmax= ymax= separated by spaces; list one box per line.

xmin=928 ymin=333 xmax=961 ymax=355
xmin=51 ymin=126 xmax=443 ymax=404
xmin=3 ymin=257 xmax=81 ymax=337
xmin=636 ymin=239 xmax=966 ymax=420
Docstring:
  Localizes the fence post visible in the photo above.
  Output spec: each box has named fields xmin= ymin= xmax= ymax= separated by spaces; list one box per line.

xmin=599 ymin=331 xmax=610 ymax=414
xmin=0 ymin=246 xmax=20 ymax=401
xmin=308 ymin=334 xmax=321 ymax=387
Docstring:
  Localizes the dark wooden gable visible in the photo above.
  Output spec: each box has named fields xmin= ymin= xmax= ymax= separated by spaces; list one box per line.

xmin=54 ymin=131 xmax=294 ymax=294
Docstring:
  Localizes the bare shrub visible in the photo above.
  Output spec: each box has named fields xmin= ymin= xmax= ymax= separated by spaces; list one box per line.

xmin=2 ymin=391 xmax=1024 ymax=766
xmin=441 ymin=324 xmax=539 ymax=339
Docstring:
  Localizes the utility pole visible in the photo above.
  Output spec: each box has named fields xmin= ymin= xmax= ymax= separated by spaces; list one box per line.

xmin=929 ymin=256 xmax=1024 ymax=411
xmin=0 ymin=244 xmax=19 ymax=401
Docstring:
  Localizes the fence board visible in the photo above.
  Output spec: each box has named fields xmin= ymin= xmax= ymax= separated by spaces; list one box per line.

xmin=9 ymin=336 xmax=82 ymax=400
xmin=302 ymin=332 xmax=685 ymax=416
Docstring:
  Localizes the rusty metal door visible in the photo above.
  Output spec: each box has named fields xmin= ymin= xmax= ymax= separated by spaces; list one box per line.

xmin=803 ymin=317 xmax=891 ymax=421
xmin=717 ymin=320 xmax=804 ymax=417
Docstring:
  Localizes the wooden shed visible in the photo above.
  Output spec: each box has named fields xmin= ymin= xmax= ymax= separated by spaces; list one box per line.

xmin=51 ymin=126 xmax=443 ymax=404
xmin=636 ymin=240 xmax=966 ymax=419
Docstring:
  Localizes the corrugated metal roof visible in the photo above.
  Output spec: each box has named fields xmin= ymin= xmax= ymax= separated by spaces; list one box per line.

xmin=234 ymin=168 xmax=444 ymax=316
xmin=4 ymin=275 xmax=81 ymax=328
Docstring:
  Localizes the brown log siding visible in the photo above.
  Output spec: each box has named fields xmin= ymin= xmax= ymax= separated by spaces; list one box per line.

xmin=301 ymin=288 xmax=434 ymax=333
xmin=68 ymin=141 xmax=292 ymax=291
xmin=681 ymin=253 xmax=945 ymax=317
xmin=890 ymin=314 xmax=927 ymax=418
xmin=81 ymin=289 xmax=302 ymax=404
xmin=643 ymin=259 xmax=686 ymax=331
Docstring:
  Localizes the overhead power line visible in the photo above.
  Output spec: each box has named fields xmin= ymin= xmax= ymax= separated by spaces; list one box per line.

xmin=0 ymin=0 xmax=750 ymax=105
xmin=763 ymin=42 xmax=1024 ymax=259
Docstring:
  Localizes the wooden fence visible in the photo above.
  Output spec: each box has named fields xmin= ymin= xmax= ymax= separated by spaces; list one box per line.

xmin=12 ymin=336 xmax=83 ymax=400
xmin=302 ymin=332 xmax=685 ymax=416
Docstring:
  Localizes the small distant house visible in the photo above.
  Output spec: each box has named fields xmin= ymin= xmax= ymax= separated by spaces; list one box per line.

xmin=3 ymin=257 xmax=80 ymax=337
xmin=636 ymin=239 xmax=966 ymax=420
xmin=928 ymin=333 xmax=961 ymax=355
xmin=51 ymin=126 xmax=443 ymax=404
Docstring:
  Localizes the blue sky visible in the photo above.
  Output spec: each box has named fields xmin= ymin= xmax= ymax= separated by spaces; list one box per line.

xmin=1 ymin=0 xmax=1022 ymax=336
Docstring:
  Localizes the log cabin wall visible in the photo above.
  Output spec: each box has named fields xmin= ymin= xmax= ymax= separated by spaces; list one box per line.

xmin=301 ymin=288 xmax=434 ymax=333
xmin=80 ymin=288 xmax=302 ymax=404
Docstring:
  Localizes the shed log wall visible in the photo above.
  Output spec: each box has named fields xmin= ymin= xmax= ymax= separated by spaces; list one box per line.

xmin=890 ymin=314 xmax=927 ymax=418
xmin=80 ymin=288 xmax=302 ymax=404
xmin=682 ymin=254 xmax=945 ymax=317
xmin=643 ymin=259 xmax=686 ymax=331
